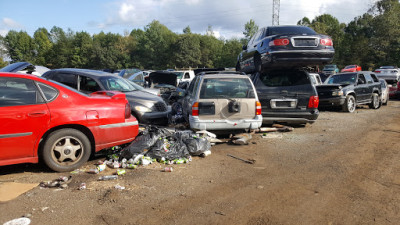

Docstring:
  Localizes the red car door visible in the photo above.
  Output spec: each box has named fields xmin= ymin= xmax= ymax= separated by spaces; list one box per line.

xmin=0 ymin=77 xmax=50 ymax=164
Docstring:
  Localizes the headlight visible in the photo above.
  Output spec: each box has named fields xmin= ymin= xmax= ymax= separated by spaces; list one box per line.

xmin=332 ymin=90 xmax=343 ymax=96
xmin=134 ymin=106 xmax=152 ymax=113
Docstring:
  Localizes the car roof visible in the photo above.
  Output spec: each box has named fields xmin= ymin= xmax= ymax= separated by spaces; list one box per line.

xmin=46 ymin=68 xmax=115 ymax=78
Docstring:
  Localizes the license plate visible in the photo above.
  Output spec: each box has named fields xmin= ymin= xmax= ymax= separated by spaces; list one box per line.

xmin=294 ymin=38 xmax=318 ymax=47
xmin=270 ymin=99 xmax=297 ymax=109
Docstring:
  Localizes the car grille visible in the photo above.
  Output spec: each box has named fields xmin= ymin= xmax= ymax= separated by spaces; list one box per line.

xmin=152 ymin=102 xmax=168 ymax=112
xmin=292 ymin=37 xmax=318 ymax=47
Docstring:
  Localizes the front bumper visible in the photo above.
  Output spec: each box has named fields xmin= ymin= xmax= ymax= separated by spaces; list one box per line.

xmin=189 ymin=115 xmax=263 ymax=131
xmin=136 ymin=106 xmax=171 ymax=124
xmin=319 ymin=96 xmax=346 ymax=107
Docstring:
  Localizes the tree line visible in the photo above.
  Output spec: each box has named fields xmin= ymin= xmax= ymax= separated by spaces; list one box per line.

xmin=0 ymin=0 xmax=399 ymax=71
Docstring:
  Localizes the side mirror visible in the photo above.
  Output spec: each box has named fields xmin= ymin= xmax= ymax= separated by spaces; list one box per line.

xmin=242 ymin=45 xmax=247 ymax=51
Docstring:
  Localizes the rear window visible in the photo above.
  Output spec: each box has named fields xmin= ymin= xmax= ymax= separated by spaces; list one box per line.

xmin=199 ymin=78 xmax=254 ymax=99
xmin=259 ymin=71 xmax=310 ymax=87
xmin=268 ymin=26 xmax=316 ymax=36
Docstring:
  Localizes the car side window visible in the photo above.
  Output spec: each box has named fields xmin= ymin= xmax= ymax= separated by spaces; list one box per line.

xmin=0 ymin=77 xmax=45 ymax=107
xmin=370 ymin=74 xmax=379 ymax=82
xmin=364 ymin=74 xmax=373 ymax=84
xmin=357 ymin=74 xmax=366 ymax=84
xmin=191 ymin=77 xmax=201 ymax=97
xmin=51 ymin=73 xmax=78 ymax=89
xmin=79 ymin=76 xmax=101 ymax=93
xmin=187 ymin=77 xmax=197 ymax=95
xmin=184 ymin=73 xmax=190 ymax=79
xmin=37 ymin=82 xmax=58 ymax=102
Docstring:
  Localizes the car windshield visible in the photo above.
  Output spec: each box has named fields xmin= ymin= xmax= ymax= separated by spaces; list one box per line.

xmin=269 ymin=26 xmax=316 ymax=36
xmin=199 ymin=78 xmax=254 ymax=99
xmin=173 ymin=72 xmax=184 ymax=79
xmin=326 ymin=73 xmax=357 ymax=85
xmin=344 ymin=65 xmax=355 ymax=69
xmin=260 ymin=70 xmax=310 ymax=87
xmin=99 ymin=76 xmax=141 ymax=92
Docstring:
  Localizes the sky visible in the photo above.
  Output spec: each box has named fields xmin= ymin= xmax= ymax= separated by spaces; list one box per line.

xmin=0 ymin=0 xmax=378 ymax=39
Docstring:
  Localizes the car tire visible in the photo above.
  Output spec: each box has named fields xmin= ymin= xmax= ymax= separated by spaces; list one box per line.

xmin=41 ymin=129 xmax=91 ymax=172
xmin=342 ymin=95 xmax=356 ymax=113
xmin=254 ymin=54 xmax=262 ymax=73
xmin=369 ymin=93 xmax=380 ymax=109
xmin=383 ymin=93 xmax=389 ymax=105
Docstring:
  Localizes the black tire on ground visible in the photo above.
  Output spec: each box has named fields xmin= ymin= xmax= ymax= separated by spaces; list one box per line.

xmin=368 ymin=93 xmax=380 ymax=109
xmin=41 ymin=128 xmax=91 ymax=172
xmin=342 ymin=95 xmax=356 ymax=113
xmin=254 ymin=55 xmax=262 ymax=73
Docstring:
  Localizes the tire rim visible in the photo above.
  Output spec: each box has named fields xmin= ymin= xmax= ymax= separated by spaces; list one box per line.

xmin=348 ymin=97 xmax=355 ymax=112
xmin=373 ymin=95 xmax=379 ymax=108
xmin=50 ymin=136 xmax=84 ymax=166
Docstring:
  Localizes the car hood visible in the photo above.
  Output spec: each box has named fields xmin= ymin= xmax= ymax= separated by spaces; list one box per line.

xmin=149 ymin=71 xmax=177 ymax=87
xmin=124 ymin=90 xmax=165 ymax=107
xmin=0 ymin=62 xmax=33 ymax=72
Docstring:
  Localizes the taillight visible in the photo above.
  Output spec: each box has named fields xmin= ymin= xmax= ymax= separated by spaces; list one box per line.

xmin=308 ymin=96 xmax=319 ymax=109
xmin=375 ymin=70 xmax=381 ymax=73
xmin=192 ymin=102 xmax=199 ymax=116
xmin=397 ymin=82 xmax=400 ymax=91
xmin=320 ymin=38 xmax=333 ymax=46
xmin=256 ymin=101 xmax=262 ymax=115
xmin=269 ymin=38 xmax=289 ymax=46
xmin=125 ymin=103 xmax=131 ymax=119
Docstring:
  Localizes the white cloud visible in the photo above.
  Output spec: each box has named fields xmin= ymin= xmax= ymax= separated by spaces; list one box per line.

xmin=0 ymin=29 xmax=8 ymax=36
xmin=98 ymin=0 xmax=377 ymax=39
xmin=2 ymin=18 xmax=23 ymax=29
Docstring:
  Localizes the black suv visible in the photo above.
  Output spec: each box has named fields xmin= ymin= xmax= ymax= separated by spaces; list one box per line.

xmin=317 ymin=72 xmax=381 ymax=112
xmin=237 ymin=26 xmax=334 ymax=73
xmin=251 ymin=69 xmax=319 ymax=125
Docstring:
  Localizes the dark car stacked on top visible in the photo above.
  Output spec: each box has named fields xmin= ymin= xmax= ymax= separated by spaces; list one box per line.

xmin=317 ymin=72 xmax=381 ymax=112
xmin=236 ymin=25 xmax=334 ymax=125
xmin=236 ymin=25 xmax=334 ymax=73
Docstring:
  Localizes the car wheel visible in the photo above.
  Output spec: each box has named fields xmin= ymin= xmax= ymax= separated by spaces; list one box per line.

xmin=369 ymin=93 xmax=380 ymax=109
xmin=42 ymin=129 xmax=91 ymax=172
xmin=254 ymin=54 xmax=262 ymax=73
xmin=342 ymin=95 xmax=356 ymax=113
xmin=235 ymin=61 xmax=241 ymax=72
xmin=383 ymin=93 xmax=389 ymax=105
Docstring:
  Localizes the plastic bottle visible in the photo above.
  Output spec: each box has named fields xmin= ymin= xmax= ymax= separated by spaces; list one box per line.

xmin=98 ymin=175 xmax=118 ymax=181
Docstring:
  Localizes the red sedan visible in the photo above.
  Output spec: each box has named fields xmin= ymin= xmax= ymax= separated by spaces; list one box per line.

xmin=0 ymin=72 xmax=139 ymax=171
xmin=341 ymin=65 xmax=361 ymax=73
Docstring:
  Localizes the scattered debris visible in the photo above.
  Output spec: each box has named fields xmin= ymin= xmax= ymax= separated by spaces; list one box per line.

xmin=39 ymin=176 xmax=72 ymax=189
xmin=231 ymin=133 xmax=252 ymax=145
xmin=215 ymin=211 xmax=226 ymax=216
xmin=255 ymin=126 xmax=294 ymax=133
xmin=114 ymin=185 xmax=125 ymax=190
xmin=78 ymin=183 xmax=87 ymax=190
xmin=3 ymin=217 xmax=31 ymax=225
xmin=163 ymin=167 xmax=173 ymax=172
xmin=227 ymin=154 xmax=256 ymax=164
xmin=98 ymin=175 xmax=118 ymax=181
xmin=261 ymin=133 xmax=283 ymax=139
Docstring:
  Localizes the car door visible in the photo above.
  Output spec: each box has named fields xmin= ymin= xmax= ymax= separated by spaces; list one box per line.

xmin=354 ymin=74 xmax=368 ymax=102
xmin=246 ymin=29 xmax=265 ymax=71
xmin=182 ymin=76 xmax=200 ymax=119
xmin=0 ymin=77 xmax=50 ymax=162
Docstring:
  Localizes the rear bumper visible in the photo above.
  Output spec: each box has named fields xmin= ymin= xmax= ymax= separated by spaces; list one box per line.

xmin=189 ymin=115 xmax=262 ymax=131
xmin=376 ymin=75 xmax=399 ymax=82
xmin=93 ymin=118 xmax=139 ymax=151
xmin=261 ymin=49 xmax=334 ymax=67
xmin=261 ymin=110 xmax=319 ymax=124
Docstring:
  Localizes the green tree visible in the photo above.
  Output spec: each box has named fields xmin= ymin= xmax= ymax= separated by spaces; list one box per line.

xmin=71 ymin=31 xmax=93 ymax=68
xmin=216 ymin=38 xmax=243 ymax=68
xmin=183 ymin=26 xmax=191 ymax=34
xmin=243 ymin=19 xmax=259 ymax=41
xmin=33 ymin=28 xmax=52 ymax=66
xmin=3 ymin=30 xmax=35 ymax=62
xmin=297 ymin=17 xmax=311 ymax=26
xmin=173 ymin=34 xmax=201 ymax=68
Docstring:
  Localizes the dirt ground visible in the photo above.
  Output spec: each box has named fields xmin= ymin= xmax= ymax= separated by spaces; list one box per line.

xmin=1 ymin=100 xmax=400 ymax=225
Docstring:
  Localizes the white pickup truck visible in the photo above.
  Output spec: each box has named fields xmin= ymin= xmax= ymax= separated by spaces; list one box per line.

xmin=173 ymin=70 xmax=195 ymax=84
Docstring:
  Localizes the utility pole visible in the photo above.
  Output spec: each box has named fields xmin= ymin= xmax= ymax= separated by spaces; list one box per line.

xmin=272 ymin=0 xmax=280 ymax=26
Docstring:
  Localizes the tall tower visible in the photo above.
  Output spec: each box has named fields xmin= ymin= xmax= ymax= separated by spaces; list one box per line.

xmin=272 ymin=0 xmax=280 ymax=26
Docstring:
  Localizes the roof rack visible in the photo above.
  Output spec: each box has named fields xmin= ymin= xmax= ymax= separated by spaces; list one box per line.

xmin=196 ymin=71 xmax=246 ymax=76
